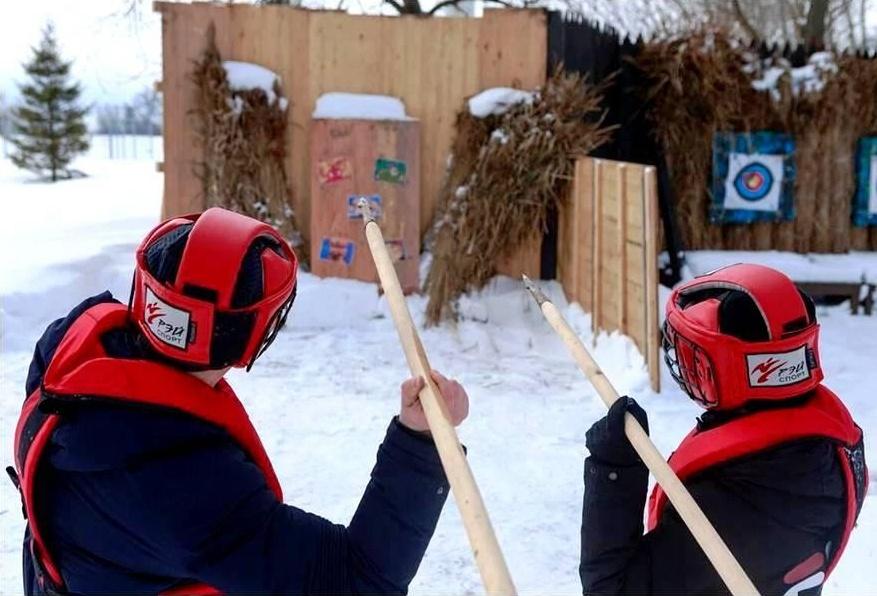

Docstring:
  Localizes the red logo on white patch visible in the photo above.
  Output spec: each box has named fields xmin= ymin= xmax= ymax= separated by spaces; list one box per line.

xmin=746 ymin=347 xmax=810 ymax=387
xmin=144 ymin=287 xmax=190 ymax=350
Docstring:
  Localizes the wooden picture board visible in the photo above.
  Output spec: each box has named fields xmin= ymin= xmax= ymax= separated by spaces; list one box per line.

xmin=310 ymin=118 xmax=420 ymax=293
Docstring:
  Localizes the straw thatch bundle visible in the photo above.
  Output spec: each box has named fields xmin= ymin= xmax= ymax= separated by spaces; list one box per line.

xmin=638 ymin=30 xmax=877 ymax=253
xmin=192 ymin=25 xmax=307 ymax=262
xmin=424 ymin=69 xmax=613 ymax=325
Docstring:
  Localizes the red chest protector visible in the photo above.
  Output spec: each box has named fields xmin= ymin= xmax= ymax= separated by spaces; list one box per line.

xmin=647 ymin=386 xmax=867 ymax=578
xmin=11 ymin=303 xmax=283 ymax=595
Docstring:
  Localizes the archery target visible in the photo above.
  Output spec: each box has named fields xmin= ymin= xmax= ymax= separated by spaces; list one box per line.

xmin=870 ymin=155 xmax=877 ymax=216
xmin=723 ymin=153 xmax=784 ymax=212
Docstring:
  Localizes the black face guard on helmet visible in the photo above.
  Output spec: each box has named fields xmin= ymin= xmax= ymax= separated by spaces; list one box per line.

xmin=246 ymin=285 xmax=296 ymax=371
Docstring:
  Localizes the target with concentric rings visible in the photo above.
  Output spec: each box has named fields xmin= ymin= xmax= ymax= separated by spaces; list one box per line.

xmin=733 ymin=162 xmax=774 ymax=202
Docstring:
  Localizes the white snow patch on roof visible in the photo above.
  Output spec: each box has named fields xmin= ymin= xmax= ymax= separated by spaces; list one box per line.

xmin=222 ymin=61 xmax=281 ymax=104
xmin=312 ymin=93 xmax=412 ymax=120
xmin=468 ymin=88 xmax=536 ymax=118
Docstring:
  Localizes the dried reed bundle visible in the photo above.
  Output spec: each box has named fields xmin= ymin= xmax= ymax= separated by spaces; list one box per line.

xmin=192 ymin=24 xmax=307 ymax=262
xmin=424 ymin=69 xmax=612 ymax=325
xmin=638 ymin=30 xmax=877 ymax=253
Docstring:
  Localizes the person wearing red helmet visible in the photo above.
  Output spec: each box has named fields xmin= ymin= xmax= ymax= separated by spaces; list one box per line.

xmin=9 ymin=208 xmax=468 ymax=595
xmin=579 ymin=264 xmax=867 ymax=595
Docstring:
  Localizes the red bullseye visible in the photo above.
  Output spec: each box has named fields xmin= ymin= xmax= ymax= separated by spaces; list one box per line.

xmin=744 ymin=171 xmax=764 ymax=190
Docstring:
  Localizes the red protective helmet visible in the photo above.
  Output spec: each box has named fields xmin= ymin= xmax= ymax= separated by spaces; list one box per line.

xmin=663 ymin=263 xmax=822 ymax=411
xmin=130 ymin=208 xmax=298 ymax=370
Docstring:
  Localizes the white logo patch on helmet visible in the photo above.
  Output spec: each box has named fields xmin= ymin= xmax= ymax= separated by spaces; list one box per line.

xmin=144 ymin=287 xmax=190 ymax=350
xmin=746 ymin=346 xmax=810 ymax=387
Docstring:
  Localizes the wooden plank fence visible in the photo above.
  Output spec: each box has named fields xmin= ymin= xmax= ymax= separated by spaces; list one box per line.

xmin=558 ymin=157 xmax=661 ymax=391
xmin=154 ymin=2 xmax=547 ymax=249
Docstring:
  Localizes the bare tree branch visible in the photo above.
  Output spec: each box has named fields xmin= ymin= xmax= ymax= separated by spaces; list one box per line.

xmin=382 ymin=0 xmax=406 ymax=13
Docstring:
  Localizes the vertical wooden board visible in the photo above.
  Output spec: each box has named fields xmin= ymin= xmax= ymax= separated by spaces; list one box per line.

xmin=580 ymin=158 xmax=595 ymax=315
xmin=415 ymin=17 xmax=474 ymax=236
xmin=624 ymin=243 xmax=647 ymax=355
xmin=310 ymin=119 xmax=420 ymax=291
xmin=279 ymin=9 xmax=311 ymax=246
xmin=644 ymin=167 xmax=661 ymax=392
xmin=598 ymin=161 xmax=621 ymax=333
xmin=624 ymin=278 xmax=647 ymax=355
xmin=622 ymin=164 xmax=643 ymax=355
xmin=157 ymin=5 xmax=176 ymax=220
xmin=177 ymin=5 xmax=210 ymax=217
xmin=591 ymin=159 xmax=603 ymax=336
xmin=159 ymin=3 xmax=234 ymax=219
xmin=617 ymin=164 xmax=627 ymax=332
xmin=557 ymin=159 xmax=582 ymax=303
xmin=623 ymin=165 xmax=645 ymax=242
xmin=477 ymin=10 xmax=547 ymax=90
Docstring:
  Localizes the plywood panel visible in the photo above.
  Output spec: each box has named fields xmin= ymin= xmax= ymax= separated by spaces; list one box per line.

xmin=310 ymin=119 xmax=420 ymax=292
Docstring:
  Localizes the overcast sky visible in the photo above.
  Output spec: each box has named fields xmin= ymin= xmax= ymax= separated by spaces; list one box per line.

xmin=0 ymin=0 xmax=161 ymax=105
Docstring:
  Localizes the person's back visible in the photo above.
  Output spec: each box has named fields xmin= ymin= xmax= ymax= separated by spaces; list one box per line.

xmin=11 ymin=208 xmax=469 ymax=594
xmin=579 ymin=264 xmax=868 ymax=595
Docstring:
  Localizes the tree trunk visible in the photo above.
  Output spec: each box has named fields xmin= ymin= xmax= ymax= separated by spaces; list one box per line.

xmin=803 ymin=0 xmax=829 ymax=47
xmin=402 ymin=0 xmax=423 ymax=14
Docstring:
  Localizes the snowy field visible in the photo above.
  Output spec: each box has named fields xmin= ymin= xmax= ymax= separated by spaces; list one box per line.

xmin=1 ymin=145 xmax=876 ymax=594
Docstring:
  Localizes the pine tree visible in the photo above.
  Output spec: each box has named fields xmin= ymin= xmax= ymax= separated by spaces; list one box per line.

xmin=11 ymin=24 xmax=89 ymax=182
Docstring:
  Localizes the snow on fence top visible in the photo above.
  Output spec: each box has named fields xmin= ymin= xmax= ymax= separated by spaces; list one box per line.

xmin=685 ymin=250 xmax=877 ymax=284
xmin=468 ymin=87 xmax=536 ymax=118
xmin=312 ymin=93 xmax=412 ymax=120
xmin=222 ymin=61 xmax=282 ymax=105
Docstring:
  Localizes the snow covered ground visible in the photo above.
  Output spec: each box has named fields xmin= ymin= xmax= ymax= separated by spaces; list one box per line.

xmin=1 ymin=147 xmax=876 ymax=594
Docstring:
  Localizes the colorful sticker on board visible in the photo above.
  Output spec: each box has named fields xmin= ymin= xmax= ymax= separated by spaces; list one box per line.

xmin=319 ymin=237 xmax=356 ymax=266
xmin=852 ymin=137 xmax=877 ymax=227
xmin=384 ymin=240 xmax=407 ymax=263
xmin=374 ymin=158 xmax=407 ymax=185
xmin=347 ymin=195 xmax=383 ymax=219
xmin=711 ymin=132 xmax=796 ymax=224
xmin=318 ymin=157 xmax=352 ymax=185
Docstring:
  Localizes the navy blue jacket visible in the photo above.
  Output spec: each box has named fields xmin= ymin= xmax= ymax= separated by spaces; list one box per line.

xmin=21 ymin=293 xmax=451 ymax=595
xmin=580 ymin=414 xmax=851 ymax=595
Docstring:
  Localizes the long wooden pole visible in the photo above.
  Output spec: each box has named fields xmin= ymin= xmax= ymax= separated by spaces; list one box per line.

xmin=522 ymin=275 xmax=759 ymax=596
xmin=358 ymin=198 xmax=516 ymax=595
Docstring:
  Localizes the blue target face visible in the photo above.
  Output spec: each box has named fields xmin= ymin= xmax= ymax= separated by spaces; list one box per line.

xmin=733 ymin=162 xmax=774 ymax=201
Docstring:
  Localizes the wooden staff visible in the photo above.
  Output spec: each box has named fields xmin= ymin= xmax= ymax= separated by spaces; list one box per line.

xmin=358 ymin=198 xmax=516 ymax=595
xmin=522 ymin=275 xmax=759 ymax=596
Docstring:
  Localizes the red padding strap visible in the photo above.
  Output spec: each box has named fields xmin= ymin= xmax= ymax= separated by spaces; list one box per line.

xmin=648 ymin=386 xmax=861 ymax=543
